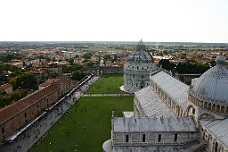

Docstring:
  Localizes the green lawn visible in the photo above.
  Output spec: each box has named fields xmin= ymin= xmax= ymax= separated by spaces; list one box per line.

xmin=86 ymin=73 xmax=126 ymax=94
xmin=30 ymin=96 xmax=133 ymax=152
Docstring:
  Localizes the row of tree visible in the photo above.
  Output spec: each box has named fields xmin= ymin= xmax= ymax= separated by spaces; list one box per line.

xmin=159 ymin=59 xmax=211 ymax=74
xmin=9 ymin=73 xmax=38 ymax=90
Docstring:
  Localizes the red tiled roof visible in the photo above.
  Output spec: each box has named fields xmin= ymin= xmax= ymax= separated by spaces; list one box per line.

xmin=57 ymin=76 xmax=69 ymax=84
xmin=39 ymin=75 xmax=69 ymax=88
xmin=39 ymin=79 xmax=58 ymax=87
xmin=0 ymin=84 xmax=60 ymax=124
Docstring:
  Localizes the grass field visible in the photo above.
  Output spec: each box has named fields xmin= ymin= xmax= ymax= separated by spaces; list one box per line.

xmin=30 ymin=96 xmax=133 ymax=152
xmin=86 ymin=73 xmax=126 ymax=94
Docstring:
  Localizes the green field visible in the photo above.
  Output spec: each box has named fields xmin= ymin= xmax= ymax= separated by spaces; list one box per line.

xmin=86 ymin=73 xmax=127 ymax=94
xmin=30 ymin=96 xmax=133 ymax=152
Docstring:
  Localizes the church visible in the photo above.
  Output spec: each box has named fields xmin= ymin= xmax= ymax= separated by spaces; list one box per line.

xmin=103 ymin=40 xmax=228 ymax=152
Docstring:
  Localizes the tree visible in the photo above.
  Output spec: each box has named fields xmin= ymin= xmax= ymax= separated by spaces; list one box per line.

xmin=162 ymin=50 xmax=168 ymax=55
xmin=71 ymin=72 xmax=86 ymax=81
xmin=65 ymin=64 xmax=82 ymax=73
xmin=82 ymin=53 xmax=92 ymax=59
xmin=0 ymin=89 xmax=27 ymax=107
xmin=103 ymin=55 xmax=111 ymax=60
xmin=50 ymin=73 xmax=59 ymax=78
xmin=16 ymin=73 xmax=38 ymax=90
xmin=6 ymin=54 xmax=14 ymax=61
xmin=159 ymin=59 xmax=175 ymax=71
xmin=9 ymin=77 xmax=17 ymax=90
xmin=68 ymin=58 xmax=74 ymax=65
xmin=87 ymin=61 xmax=95 ymax=67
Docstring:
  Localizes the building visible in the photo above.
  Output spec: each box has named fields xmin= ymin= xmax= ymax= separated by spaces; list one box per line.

xmin=38 ymin=75 xmax=72 ymax=96
xmin=122 ymin=40 xmax=157 ymax=93
xmin=0 ymin=83 xmax=13 ymax=94
xmin=0 ymin=75 xmax=72 ymax=143
xmin=103 ymin=55 xmax=228 ymax=152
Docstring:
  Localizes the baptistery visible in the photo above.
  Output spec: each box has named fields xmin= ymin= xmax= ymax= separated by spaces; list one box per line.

xmin=123 ymin=40 xmax=157 ymax=92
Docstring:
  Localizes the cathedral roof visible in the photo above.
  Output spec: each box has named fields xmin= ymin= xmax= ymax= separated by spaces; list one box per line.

xmin=112 ymin=117 xmax=196 ymax=132
xmin=135 ymin=86 xmax=175 ymax=117
xmin=200 ymin=118 xmax=228 ymax=147
xmin=150 ymin=71 xmax=189 ymax=109
xmin=192 ymin=55 xmax=228 ymax=104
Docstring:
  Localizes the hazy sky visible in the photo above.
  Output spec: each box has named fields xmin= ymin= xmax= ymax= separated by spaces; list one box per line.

xmin=0 ymin=0 xmax=228 ymax=42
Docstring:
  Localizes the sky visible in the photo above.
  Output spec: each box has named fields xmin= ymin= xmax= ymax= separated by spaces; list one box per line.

xmin=0 ymin=0 xmax=228 ymax=43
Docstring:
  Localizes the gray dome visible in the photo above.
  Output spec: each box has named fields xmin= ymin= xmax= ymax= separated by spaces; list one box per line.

xmin=126 ymin=40 xmax=154 ymax=63
xmin=216 ymin=55 xmax=226 ymax=65
xmin=192 ymin=56 xmax=228 ymax=103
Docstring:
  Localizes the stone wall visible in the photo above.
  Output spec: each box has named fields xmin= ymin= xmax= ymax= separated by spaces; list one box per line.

xmin=112 ymin=131 xmax=198 ymax=146
xmin=82 ymin=66 xmax=123 ymax=75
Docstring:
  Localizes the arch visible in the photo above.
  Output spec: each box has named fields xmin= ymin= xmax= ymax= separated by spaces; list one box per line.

xmin=208 ymin=135 xmax=213 ymax=144
xmin=199 ymin=100 xmax=203 ymax=107
xmin=221 ymin=106 xmax=225 ymax=113
xmin=212 ymin=104 xmax=216 ymax=111
xmin=176 ymin=106 xmax=181 ymax=116
xmin=171 ymin=102 xmax=175 ymax=110
xmin=216 ymin=105 xmax=220 ymax=112
xmin=218 ymin=144 xmax=224 ymax=152
xmin=202 ymin=131 xmax=206 ymax=140
xmin=196 ymin=99 xmax=200 ymax=106
xmin=140 ymin=81 xmax=145 ymax=89
xmin=208 ymin=103 xmax=212 ymax=111
xmin=204 ymin=102 xmax=208 ymax=110
xmin=214 ymin=141 xmax=218 ymax=152
xmin=186 ymin=105 xmax=196 ymax=117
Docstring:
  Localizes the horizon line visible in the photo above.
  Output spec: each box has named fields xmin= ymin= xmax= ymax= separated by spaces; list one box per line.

xmin=0 ymin=40 xmax=227 ymax=44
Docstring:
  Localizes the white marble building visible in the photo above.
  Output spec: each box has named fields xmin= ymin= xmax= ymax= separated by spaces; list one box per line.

xmin=122 ymin=40 xmax=157 ymax=93
xmin=103 ymin=55 xmax=228 ymax=152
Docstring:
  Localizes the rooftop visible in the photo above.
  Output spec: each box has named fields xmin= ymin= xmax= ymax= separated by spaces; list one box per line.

xmin=150 ymin=71 xmax=189 ymax=109
xmin=0 ymin=84 xmax=60 ymax=124
xmin=112 ymin=117 xmax=196 ymax=132
xmin=135 ymin=86 xmax=175 ymax=117
xmin=200 ymin=118 xmax=228 ymax=147
xmin=0 ymin=83 xmax=12 ymax=92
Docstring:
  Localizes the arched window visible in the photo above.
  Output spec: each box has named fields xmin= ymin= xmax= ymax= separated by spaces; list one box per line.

xmin=142 ymin=134 xmax=146 ymax=142
xmin=126 ymin=134 xmax=129 ymax=142
xmin=192 ymin=108 xmax=195 ymax=114
xmin=174 ymin=133 xmax=177 ymax=142
xmin=158 ymin=134 xmax=161 ymax=142
xmin=24 ymin=112 xmax=27 ymax=118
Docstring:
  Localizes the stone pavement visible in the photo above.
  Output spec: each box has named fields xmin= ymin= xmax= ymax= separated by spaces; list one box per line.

xmin=83 ymin=93 xmax=133 ymax=97
xmin=0 ymin=76 xmax=99 ymax=152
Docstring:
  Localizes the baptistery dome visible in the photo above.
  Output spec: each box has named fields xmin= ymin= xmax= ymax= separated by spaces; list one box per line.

xmin=188 ymin=55 xmax=228 ymax=115
xmin=123 ymin=40 xmax=157 ymax=92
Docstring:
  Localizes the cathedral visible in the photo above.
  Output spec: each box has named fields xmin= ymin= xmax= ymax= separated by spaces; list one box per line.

xmin=103 ymin=41 xmax=228 ymax=152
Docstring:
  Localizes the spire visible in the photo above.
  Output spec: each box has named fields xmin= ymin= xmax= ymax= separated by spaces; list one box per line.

xmin=136 ymin=39 xmax=146 ymax=51
xmin=216 ymin=55 xmax=226 ymax=66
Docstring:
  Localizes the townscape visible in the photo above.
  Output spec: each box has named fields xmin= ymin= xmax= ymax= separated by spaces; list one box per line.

xmin=1 ymin=0 xmax=228 ymax=151
xmin=0 ymin=40 xmax=227 ymax=151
